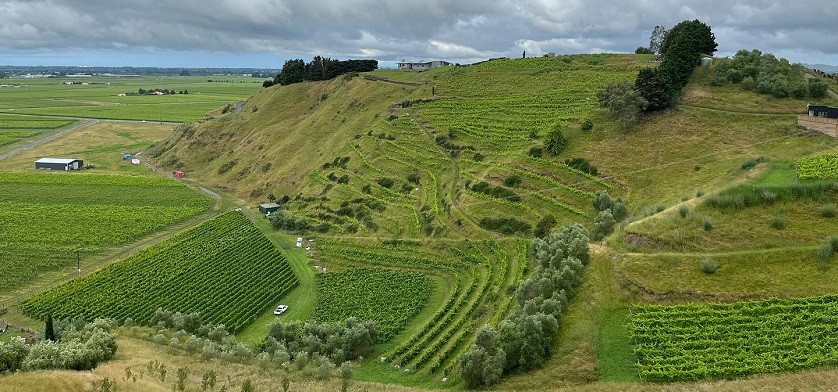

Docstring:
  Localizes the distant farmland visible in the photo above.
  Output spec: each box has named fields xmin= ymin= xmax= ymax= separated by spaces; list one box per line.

xmin=0 ymin=76 xmax=264 ymax=122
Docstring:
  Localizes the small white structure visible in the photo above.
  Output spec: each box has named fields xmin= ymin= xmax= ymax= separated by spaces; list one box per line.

xmin=296 ymin=237 xmax=303 ymax=248
xmin=397 ymin=60 xmax=452 ymax=71
xmin=131 ymin=158 xmax=141 ymax=165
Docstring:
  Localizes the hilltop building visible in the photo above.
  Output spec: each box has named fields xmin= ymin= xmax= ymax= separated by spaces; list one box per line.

xmin=397 ymin=60 xmax=452 ymax=71
xmin=798 ymin=105 xmax=838 ymax=137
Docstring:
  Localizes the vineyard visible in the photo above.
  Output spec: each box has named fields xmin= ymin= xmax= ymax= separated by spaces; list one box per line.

xmin=314 ymin=268 xmax=432 ymax=341
xmin=797 ymin=153 xmax=838 ymax=181
xmin=313 ymin=237 xmax=528 ymax=375
xmin=0 ymin=172 xmax=211 ymax=289
xmin=631 ymin=295 xmax=838 ymax=381
xmin=21 ymin=211 xmax=297 ymax=333
xmin=270 ymin=58 xmax=625 ymax=239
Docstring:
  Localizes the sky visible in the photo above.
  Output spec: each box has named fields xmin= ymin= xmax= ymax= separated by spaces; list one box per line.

xmin=1 ymin=0 xmax=837 ymax=69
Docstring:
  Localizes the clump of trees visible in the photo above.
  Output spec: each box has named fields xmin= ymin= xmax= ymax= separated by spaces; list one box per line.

xmin=0 ymin=318 xmax=118 ymax=373
xmin=597 ymin=81 xmax=648 ymax=131
xmin=635 ymin=20 xmax=718 ymax=111
xmin=709 ymin=49 xmax=829 ymax=99
xmin=259 ymin=317 xmax=377 ymax=365
xmin=265 ymin=57 xmax=378 ymax=87
xmin=459 ymin=224 xmax=590 ymax=387
xmin=269 ymin=211 xmax=310 ymax=232
xmin=129 ymin=309 xmax=377 ymax=370
xmin=591 ymin=191 xmax=628 ymax=241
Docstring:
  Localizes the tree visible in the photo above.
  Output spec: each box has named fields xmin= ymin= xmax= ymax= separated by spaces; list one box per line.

xmin=179 ymin=69 xmax=191 ymax=77
xmin=635 ymin=47 xmax=653 ymax=55
xmin=635 ymin=68 xmax=672 ymax=111
xmin=597 ymin=81 xmax=648 ymax=131
xmin=660 ymin=20 xmax=717 ymax=57
xmin=268 ymin=193 xmax=277 ymax=203
xmin=649 ymin=25 xmax=667 ymax=54
xmin=809 ymin=78 xmax=829 ymax=98
xmin=544 ymin=127 xmax=567 ymax=155
xmin=45 ymin=314 xmax=56 ymax=342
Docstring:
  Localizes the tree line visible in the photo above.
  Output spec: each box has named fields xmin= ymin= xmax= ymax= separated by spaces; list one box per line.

xmin=458 ymin=223 xmax=590 ymax=387
xmin=598 ymin=19 xmax=718 ymax=130
xmin=264 ymin=56 xmax=378 ymax=87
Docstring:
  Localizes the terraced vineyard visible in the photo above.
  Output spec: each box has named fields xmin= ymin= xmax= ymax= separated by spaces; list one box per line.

xmin=314 ymin=237 xmax=527 ymax=375
xmin=631 ymin=296 xmax=838 ymax=381
xmin=281 ymin=57 xmax=622 ymax=238
xmin=22 ymin=211 xmax=297 ymax=332
xmin=314 ymin=268 xmax=432 ymax=341
xmin=0 ymin=172 xmax=212 ymax=290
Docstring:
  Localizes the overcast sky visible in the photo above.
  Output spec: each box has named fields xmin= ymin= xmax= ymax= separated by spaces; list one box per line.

xmin=2 ymin=0 xmax=837 ymax=68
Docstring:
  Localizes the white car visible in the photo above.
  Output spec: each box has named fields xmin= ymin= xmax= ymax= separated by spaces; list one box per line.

xmin=273 ymin=305 xmax=289 ymax=315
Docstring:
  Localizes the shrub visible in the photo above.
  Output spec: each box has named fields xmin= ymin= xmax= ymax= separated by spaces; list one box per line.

xmin=503 ymin=175 xmax=522 ymax=188
xmin=702 ymin=216 xmax=713 ymax=231
xmin=678 ymin=205 xmax=689 ymax=218
xmin=473 ymin=152 xmax=485 ymax=162
xmin=544 ymin=128 xmax=567 ymax=155
xmin=533 ymin=215 xmax=557 ymax=238
xmin=809 ymin=78 xmax=829 ymax=98
xmin=741 ymin=159 xmax=759 ymax=170
xmin=565 ymin=157 xmax=598 ymax=176
xmin=821 ymin=204 xmax=836 ymax=218
xmin=701 ymin=258 xmax=719 ymax=274
xmin=769 ymin=215 xmax=785 ymax=230
xmin=581 ymin=119 xmax=593 ymax=131
xmin=815 ymin=236 xmax=837 ymax=265
xmin=591 ymin=210 xmax=616 ymax=241
xmin=478 ymin=217 xmax=531 ymax=235
xmin=527 ymin=147 xmax=543 ymax=158
xmin=406 ymin=173 xmax=421 ymax=184
xmin=376 ymin=178 xmax=395 ymax=189
xmin=741 ymin=76 xmax=756 ymax=91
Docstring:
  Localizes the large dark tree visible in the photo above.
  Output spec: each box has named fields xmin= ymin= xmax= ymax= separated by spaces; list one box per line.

xmin=660 ymin=19 xmax=717 ymax=57
xmin=276 ymin=59 xmax=306 ymax=86
xmin=635 ymin=68 xmax=672 ymax=111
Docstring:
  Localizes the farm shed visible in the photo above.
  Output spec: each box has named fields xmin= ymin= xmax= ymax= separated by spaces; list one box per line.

xmin=174 ymin=170 xmax=185 ymax=178
xmin=397 ymin=60 xmax=452 ymax=71
xmin=259 ymin=203 xmax=281 ymax=214
xmin=34 ymin=158 xmax=83 ymax=171
xmin=798 ymin=105 xmax=838 ymax=137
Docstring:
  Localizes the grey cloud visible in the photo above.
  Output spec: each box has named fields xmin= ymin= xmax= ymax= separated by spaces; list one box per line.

xmin=0 ymin=0 xmax=837 ymax=65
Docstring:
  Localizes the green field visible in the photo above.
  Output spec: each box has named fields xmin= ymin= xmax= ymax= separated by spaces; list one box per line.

xmin=0 ymin=172 xmax=211 ymax=290
xmin=21 ymin=211 xmax=297 ymax=332
xmin=0 ymin=76 xmax=263 ymax=122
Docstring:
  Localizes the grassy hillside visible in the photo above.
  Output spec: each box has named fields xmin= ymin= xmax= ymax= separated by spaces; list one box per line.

xmin=14 ymin=53 xmax=836 ymax=390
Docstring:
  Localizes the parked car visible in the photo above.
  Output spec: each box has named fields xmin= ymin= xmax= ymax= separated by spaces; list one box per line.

xmin=273 ymin=305 xmax=289 ymax=315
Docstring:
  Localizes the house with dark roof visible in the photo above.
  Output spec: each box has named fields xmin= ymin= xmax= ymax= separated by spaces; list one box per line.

xmin=798 ymin=105 xmax=838 ymax=137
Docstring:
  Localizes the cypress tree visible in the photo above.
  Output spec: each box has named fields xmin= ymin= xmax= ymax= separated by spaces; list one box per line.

xmin=45 ymin=314 xmax=56 ymax=341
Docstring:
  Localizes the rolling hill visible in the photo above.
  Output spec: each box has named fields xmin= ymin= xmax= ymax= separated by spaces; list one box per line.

xmin=5 ymin=52 xmax=837 ymax=391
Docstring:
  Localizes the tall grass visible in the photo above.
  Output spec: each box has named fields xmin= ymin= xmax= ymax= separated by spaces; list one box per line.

xmin=705 ymin=182 xmax=836 ymax=209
